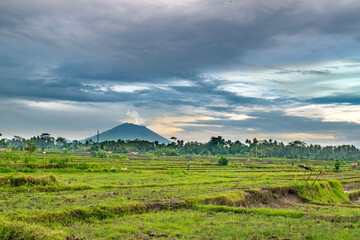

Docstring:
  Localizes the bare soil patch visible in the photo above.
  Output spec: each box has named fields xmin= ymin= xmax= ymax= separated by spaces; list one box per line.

xmin=243 ymin=187 xmax=307 ymax=208
xmin=343 ymin=181 xmax=360 ymax=191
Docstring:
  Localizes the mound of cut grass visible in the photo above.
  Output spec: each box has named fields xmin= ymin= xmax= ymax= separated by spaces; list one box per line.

xmin=0 ymin=220 xmax=66 ymax=240
xmin=295 ymin=180 xmax=348 ymax=203
xmin=0 ymin=174 xmax=60 ymax=187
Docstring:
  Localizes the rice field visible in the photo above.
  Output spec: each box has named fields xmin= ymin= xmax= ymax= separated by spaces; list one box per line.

xmin=0 ymin=152 xmax=360 ymax=239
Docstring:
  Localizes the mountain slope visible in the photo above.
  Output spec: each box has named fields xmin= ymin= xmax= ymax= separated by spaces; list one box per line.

xmin=84 ymin=123 xmax=170 ymax=144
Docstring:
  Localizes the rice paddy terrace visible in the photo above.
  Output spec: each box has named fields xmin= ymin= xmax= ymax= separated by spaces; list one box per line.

xmin=0 ymin=153 xmax=360 ymax=239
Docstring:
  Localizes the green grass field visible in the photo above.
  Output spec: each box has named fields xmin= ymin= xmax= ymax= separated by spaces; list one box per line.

xmin=0 ymin=152 xmax=360 ymax=239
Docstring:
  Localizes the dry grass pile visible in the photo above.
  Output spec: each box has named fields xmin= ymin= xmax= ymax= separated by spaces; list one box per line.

xmin=0 ymin=174 xmax=60 ymax=187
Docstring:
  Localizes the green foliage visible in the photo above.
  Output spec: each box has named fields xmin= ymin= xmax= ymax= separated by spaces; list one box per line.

xmin=2 ymin=151 xmax=21 ymax=165
xmin=62 ymin=148 xmax=68 ymax=155
xmin=91 ymin=150 xmax=109 ymax=158
xmin=22 ymin=153 xmax=35 ymax=166
xmin=155 ymin=148 xmax=179 ymax=156
xmin=48 ymin=155 xmax=59 ymax=164
xmin=49 ymin=155 xmax=74 ymax=168
xmin=200 ymin=160 xmax=212 ymax=165
xmin=0 ymin=167 xmax=13 ymax=173
xmin=227 ymin=163 xmax=235 ymax=168
xmin=0 ymin=152 xmax=359 ymax=239
xmin=334 ymin=159 xmax=341 ymax=171
xmin=25 ymin=141 xmax=37 ymax=156
xmin=218 ymin=156 xmax=228 ymax=166
xmin=111 ymin=154 xmax=128 ymax=160
xmin=4 ymin=133 xmax=360 ymax=161
xmin=295 ymin=180 xmax=348 ymax=203
xmin=0 ymin=167 xmax=36 ymax=173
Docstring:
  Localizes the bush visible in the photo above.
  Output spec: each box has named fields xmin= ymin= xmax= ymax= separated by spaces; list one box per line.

xmin=91 ymin=150 xmax=109 ymax=158
xmin=22 ymin=153 xmax=35 ymax=166
xmin=334 ymin=159 xmax=341 ymax=171
xmin=63 ymin=148 xmax=69 ymax=154
xmin=218 ymin=156 xmax=228 ymax=166
xmin=3 ymin=151 xmax=21 ymax=164
xmin=227 ymin=163 xmax=235 ymax=168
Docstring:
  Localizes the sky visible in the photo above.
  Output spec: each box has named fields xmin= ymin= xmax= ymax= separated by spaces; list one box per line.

xmin=1 ymin=0 xmax=360 ymax=145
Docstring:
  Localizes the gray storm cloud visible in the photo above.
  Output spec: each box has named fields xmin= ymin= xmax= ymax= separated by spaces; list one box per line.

xmin=1 ymin=0 xmax=360 ymax=144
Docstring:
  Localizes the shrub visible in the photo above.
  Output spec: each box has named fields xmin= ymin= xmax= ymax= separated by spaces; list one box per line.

xmin=218 ymin=156 xmax=228 ymax=166
xmin=91 ymin=150 xmax=109 ymax=158
xmin=3 ymin=151 xmax=21 ymax=165
xmin=62 ymin=148 xmax=69 ymax=154
xmin=22 ymin=153 xmax=35 ymax=166
xmin=227 ymin=163 xmax=235 ymax=168
xmin=90 ymin=150 xmax=97 ymax=157
xmin=334 ymin=159 xmax=341 ymax=171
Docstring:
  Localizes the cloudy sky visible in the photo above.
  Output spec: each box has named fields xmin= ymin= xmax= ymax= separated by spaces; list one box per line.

xmin=1 ymin=0 xmax=360 ymax=145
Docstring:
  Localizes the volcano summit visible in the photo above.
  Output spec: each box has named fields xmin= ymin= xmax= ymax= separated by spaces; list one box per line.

xmin=84 ymin=123 xmax=170 ymax=144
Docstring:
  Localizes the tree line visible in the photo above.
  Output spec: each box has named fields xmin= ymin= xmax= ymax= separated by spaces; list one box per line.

xmin=1 ymin=133 xmax=360 ymax=161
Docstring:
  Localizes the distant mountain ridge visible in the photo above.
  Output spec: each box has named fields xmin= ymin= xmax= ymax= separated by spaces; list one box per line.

xmin=84 ymin=123 xmax=170 ymax=144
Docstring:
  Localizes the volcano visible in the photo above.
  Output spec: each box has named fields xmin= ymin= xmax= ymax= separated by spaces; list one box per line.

xmin=84 ymin=123 xmax=170 ymax=144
